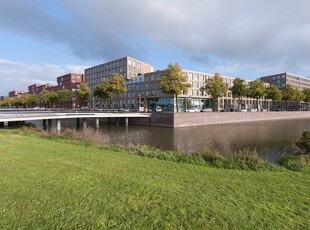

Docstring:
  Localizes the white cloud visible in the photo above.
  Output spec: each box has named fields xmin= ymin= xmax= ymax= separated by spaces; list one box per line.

xmin=0 ymin=59 xmax=86 ymax=96
xmin=57 ymin=0 xmax=310 ymax=74
xmin=1 ymin=0 xmax=310 ymax=78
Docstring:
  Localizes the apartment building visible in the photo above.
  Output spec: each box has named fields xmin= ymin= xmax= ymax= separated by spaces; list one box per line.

xmin=260 ymin=73 xmax=310 ymax=90
xmin=118 ymin=69 xmax=269 ymax=112
xmin=0 ymin=96 xmax=8 ymax=101
xmin=84 ymin=56 xmax=153 ymax=106
xmin=26 ymin=73 xmax=84 ymax=108
xmin=84 ymin=56 xmax=277 ymax=112
xmin=8 ymin=90 xmax=27 ymax=97
xmin=28 ymin=83 xmax=55 ymax=95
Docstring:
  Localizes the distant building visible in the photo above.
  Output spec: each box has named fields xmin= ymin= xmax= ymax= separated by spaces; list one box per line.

xmin=84 ymin=56 xmax=153 ymax=105
xmin=260 ymin=73 xmax=310 ymax=90
xmin=85 ymin=56 xmax=273 ymax=112
xmin=49 ymin=73 xmax=85 ymax=108
xmin=0 ymin=96 xmax=8 ymax=101
xmin=8 ymin=90 xmax=27 ymax=97
xmin=119 ymin=69 xmax=270 ymax=112
xmin=28 ymin=84 xmax=44 ymax=95
xmin=26 ymin=73 xmax=84 ymax=108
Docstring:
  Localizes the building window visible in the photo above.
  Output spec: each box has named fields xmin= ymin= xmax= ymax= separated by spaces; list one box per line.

xmin=189 ymin=73 xmax=193 ymax=80
xmin=194 ymin=73 xmax=198 ymax=81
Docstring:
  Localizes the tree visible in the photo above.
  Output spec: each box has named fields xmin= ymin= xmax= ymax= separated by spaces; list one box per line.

xmin=11 ymin=97 xmax=23 ymax=108
xmin=39 ymin=90 xmax=58 ymax=108
xmin=109 ymin=73 xmax=127 ymax=109
xmin=231 ymin=78 xmax=247 ymax=110
xmin=57 ymin=89 xmax=72 ymax=108
xmin=75 ymin=83 xmax=90 ymax=103
xmin=294 ymin=88 xmax=304 ymax=111
xmin=247 ymin=80 xmax=266 ymax=111
xmin=0 ymin=97 xmax=13 ymax=108
xmin=265 ymin=85 xmax=282 ymax=111
xmin=94 ymin=79 xmax=114 ymax=109
xmin=201 ymin=73 xmax=228 ymax=112
xmin=27 ymin=94 xmax=38 ymax=107
xmin=303 ymin=88 xmax=310 ymax=111
xmin=281 ymin=84 xmax=296 ymax=110
xmin=157 ymin=63 xmax=191 ymax=112
xmin=19 ymin=94 xmax=38 ymax=108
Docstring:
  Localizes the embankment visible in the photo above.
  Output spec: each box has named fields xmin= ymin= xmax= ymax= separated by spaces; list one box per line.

xmin=149 ymin=111 xmax=310 ymax=127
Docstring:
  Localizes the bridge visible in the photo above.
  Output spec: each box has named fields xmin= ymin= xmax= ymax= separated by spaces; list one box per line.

xmin=0 ymin=109 xmax=151 ymax=131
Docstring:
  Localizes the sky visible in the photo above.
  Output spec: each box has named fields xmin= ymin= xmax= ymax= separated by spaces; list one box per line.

xmin=1 ymin=0 xmax=310 ymax=96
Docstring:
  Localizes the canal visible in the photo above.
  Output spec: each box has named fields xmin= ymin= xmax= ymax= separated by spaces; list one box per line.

xmin=95 ymin=118 xmax=310 ymax=161
xmin=30 ymin=118 xmax=310 ymax=162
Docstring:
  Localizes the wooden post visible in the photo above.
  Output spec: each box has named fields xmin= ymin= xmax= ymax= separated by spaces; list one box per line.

xmin=43 ymin=119 xmax=47 ymax=130
xmin=76 ymin=118 xmax=80 ymax=129
xmin=48 ymin=120 xmax=52 ymax=131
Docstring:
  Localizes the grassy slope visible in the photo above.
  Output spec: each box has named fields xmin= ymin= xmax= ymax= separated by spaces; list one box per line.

xmin=0 ymin=130 xmax=309 ymax=229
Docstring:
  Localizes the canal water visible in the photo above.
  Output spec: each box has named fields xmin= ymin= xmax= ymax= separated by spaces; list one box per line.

xmin=31 ymin=118 xmax=310 ymax=162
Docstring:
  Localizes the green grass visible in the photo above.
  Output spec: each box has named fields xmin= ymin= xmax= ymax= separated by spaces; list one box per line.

xmin=0 ymin=129 xmax=310 ymax=229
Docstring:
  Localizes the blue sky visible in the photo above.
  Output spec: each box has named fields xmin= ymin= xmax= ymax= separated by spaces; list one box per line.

xmin=1 ymin=0 xmax=310 ymax=95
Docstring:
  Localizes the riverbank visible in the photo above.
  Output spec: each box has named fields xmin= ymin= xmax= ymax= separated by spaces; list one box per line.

xmin=0 ymin=129 xmax=309 ymax=228
xmin=149 ymin=111 xmax=310 ymax=127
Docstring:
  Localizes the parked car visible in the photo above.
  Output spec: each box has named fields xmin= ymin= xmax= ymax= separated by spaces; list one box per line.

xmin=185 ymin=108 xmax=200 ymax=112
xmin=200 ymin=108 xmax=213 ymax=112
xmin=155 ymin=106 xmax=162 ymax=112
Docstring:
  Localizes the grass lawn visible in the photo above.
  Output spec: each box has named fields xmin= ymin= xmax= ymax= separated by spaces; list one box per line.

xmin=0 ymin=129 xmax=309 ymax=229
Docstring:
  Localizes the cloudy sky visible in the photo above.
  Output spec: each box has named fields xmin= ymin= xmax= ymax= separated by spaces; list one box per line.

xmin=1 ymin=0 xmax=310 ymax=95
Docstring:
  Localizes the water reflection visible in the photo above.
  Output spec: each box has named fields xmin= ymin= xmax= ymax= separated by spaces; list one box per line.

xmin=30 ymin=118 xmax=310 ymax=161
xmin=98 ymin=119 xmax=310 ymax=161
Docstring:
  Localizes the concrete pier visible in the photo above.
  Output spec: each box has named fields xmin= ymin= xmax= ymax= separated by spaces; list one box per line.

xmin=96 ymin=118 xmax=99 ymax=129
xmin=83 ymin=118 xmax=87 ymax=128
xmin=56 ymin=119 xmax=61 ymax=131
xmin=48 ymin=120 xmax=52 ymax=131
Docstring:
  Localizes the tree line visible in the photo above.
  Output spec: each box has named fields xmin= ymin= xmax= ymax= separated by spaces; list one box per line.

xmin=0 ymin=83 xmax=90 ymax=109
xmin=158 ymin=63 xmax=310 ymax=112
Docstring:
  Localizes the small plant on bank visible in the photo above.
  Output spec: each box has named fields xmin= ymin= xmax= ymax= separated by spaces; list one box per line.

xmin=296 ymin=130 xmax=310 ymax=154
xmin=279 ymin=155 xmax=310 ymax=171
xmin=200 ymin=149 xmax=278 ymax=171
xmin=277 ymin=131 xmax=310 ymax=171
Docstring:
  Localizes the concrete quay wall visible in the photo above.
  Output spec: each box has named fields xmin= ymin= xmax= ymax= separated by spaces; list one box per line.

xmin=150 ymin=111 xmax=310 ymax=128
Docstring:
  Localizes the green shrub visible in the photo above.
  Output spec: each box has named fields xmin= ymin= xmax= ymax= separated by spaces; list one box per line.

xmin=279 ymin=155 xmax=310 ymax=171
xmin=296 ymin=131 xmax=310 ymax=154
xmin=200 ymin=149 xmax=278 ymax=171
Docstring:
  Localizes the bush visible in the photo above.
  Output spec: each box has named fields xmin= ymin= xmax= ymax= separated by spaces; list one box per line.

xmin=200 ymin=149 xmax=278 ymax=171
xmin=279 ymin=155 xmax=310 ymax=171
xmin=296 ymin=131 xmax=310 ymax=154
